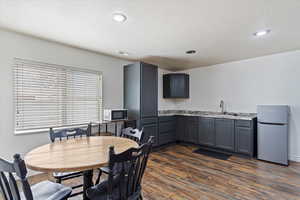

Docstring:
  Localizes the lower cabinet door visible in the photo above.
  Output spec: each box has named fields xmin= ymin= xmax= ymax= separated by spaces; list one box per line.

xmin=198 ymin=118 xmax=215 ymax=147
xmin=159 ymin=132 xmax=175 ymax=145
xmin=187 ymin=117 xmax=199 ymax=143
xmin=176 ymin=116 xmax=187 ymax=142
xmin=215 ymin=119 xmax=235 ymax=151
xmin=159 ymin=121 xmax=175 ymax=133
xmin=235 ymin=127 xmax=253 ymax=155
xmin=141 ymin=123 xmax=158 ymax=146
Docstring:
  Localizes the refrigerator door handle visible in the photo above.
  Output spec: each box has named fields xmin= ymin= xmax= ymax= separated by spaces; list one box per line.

xmin=258 ymin=122 xmax=286 ymax=126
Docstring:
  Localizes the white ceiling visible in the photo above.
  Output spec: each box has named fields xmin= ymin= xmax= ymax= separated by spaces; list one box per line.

xmin=0 ymin=0 xmax=300 ymax=70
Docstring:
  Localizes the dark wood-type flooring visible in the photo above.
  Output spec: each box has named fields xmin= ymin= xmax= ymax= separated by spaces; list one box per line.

xmin=3 ymin=144 xmax=300 ymax=200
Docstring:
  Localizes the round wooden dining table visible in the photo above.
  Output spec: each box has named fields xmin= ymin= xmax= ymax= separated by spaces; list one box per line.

xmin=25 ymin=136 xmax=139 ymax=200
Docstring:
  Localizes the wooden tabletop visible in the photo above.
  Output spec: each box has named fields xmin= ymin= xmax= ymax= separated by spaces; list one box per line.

xmin=25 ymin=136 xmax=139 ymax=173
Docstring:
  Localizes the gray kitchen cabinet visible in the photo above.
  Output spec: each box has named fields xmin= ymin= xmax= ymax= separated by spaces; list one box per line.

xmin=176 ymin=116 xmax=198 ymax=143
xmin=124 ymin=62 xmax=158 ymax=120
xmin=141 ymin=122 xmax=158 ymax=147
xmin=159 ymin=121 xmax=175 ymax=133
xmin=159 ymin=116 xmax=176 ymax=123
xmin=158 ymin=116 xmax=176 ymax=146
xmin=159 ymin=133 xmax=175 ymax=145
xmin=163 ymin=73 xmax=189 ymax=98
xmin=235 ymin=120 xmax=254 ymax=156
xmin=146 ymin=116 xmax=256 ymax=154
xmin=186 ymin=116 xmax=198 ymax=143
xmin=124 ymin=62 xmax=158 ymax=145
xmin=176 ymin=116 xmax=187 ymax=142
xmin=215 ymin=119 xmax=235 ymax=151
xmin=175 ymin=115 xmax=256 ymax=156
xmin=141 ymin=63 xmax=158 ymax=118
xmin=198 ymin=118 xmax=215 ymax=147
xmin=124 ymin=62 xmax=141 ymax=121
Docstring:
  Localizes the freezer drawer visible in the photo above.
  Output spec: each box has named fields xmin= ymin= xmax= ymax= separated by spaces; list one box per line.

xmin=257 ymin=105 xmax=289 ymax=124
xmin=257 ymin=123 xmax=288 ymax=165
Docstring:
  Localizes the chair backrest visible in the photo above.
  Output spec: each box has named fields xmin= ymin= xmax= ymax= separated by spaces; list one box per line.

xmin=121 ymin=127 xmax=144 ymax=144
xmin=123 ymin=120 xmax=137 ymax=129
xmin=0 ymin=154 xmax=33 ymax=200
xmin=106 ymin=136 xmax=154 ymax=200
xmin=49 ymin=123 xmax=91 ymax=142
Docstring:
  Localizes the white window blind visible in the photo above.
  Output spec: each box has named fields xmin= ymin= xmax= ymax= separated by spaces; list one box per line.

xmin=14 ymin=58 xmax=102 ymax=134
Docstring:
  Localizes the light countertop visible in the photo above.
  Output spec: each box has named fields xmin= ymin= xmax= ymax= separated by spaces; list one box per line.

xmin=158 ymin=110 xmax=257 ymax=120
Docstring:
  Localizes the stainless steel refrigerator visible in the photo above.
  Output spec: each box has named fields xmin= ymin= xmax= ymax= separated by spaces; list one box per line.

xmin=257 ymin=105 xmax=289 ymax=165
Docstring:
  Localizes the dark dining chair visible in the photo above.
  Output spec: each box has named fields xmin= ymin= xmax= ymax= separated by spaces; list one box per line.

xmin=95 ymin=127 xmax=144 ymax=184
xmin=49 ymin=124 xmax=91 ymax=197
xmin=49 ymin=125 xmax=91 ymax=142
xmin=0 ymin=154 xmax=72 ymax=200
xmin=86 ymin=136 xmax=154 ymax=200
xmin=120 ymin=127 xmax=144 ymax=144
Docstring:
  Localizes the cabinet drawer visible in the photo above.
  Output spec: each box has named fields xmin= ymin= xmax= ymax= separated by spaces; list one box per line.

xmin=158 ymin=116 xmax=175 ymax=123
xmin=159 ymin=132 xmax=175 ymax=145
xmin=159 ymin=121 xmax=176 ymax=133
xmin=141 ymin=117 xmax=158 ymax=125
xmin=236 ymin=120 xmax=251 ymax=128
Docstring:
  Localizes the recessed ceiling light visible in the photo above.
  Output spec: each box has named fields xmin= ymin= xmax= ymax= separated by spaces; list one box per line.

xmin=118 ymin=51 xmax=129 ymax=56
xmin=113 ymin=13 xmax=127 ymax=22
xmin=254 ymin=29 xmax=271 ymax=37
xmin=186 ymin=50 xmax=196 ymax=54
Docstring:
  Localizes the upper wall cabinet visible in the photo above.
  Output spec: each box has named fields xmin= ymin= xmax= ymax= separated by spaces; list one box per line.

xmin=163 ymin=73 xmax=189 ymax=98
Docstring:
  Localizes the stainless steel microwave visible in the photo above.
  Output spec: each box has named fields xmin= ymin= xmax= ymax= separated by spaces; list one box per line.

xmin=103 ymin=109 xmax=128 ymax=121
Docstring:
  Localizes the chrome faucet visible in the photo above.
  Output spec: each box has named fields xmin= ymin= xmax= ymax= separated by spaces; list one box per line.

xmin=220 ymin=100 xmax=225 ymax=114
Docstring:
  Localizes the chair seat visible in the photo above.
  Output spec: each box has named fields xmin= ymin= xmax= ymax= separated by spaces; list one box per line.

xmin=53 ymin=171 xmax=82 ymax=178
xmin=21 ymin=181 xmax=72 ymax=200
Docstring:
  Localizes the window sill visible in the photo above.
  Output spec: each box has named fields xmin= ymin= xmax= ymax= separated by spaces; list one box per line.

xmin=14 ymin=128 xmax=49 ymax=135
xmin=14 ymin=124 xmax=90 ymax=136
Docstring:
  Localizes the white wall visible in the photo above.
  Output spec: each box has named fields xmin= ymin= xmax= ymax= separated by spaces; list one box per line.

xmin=172 ymin=50 xmax=300 ymax=161
xmin=0 ymin=29 xmax=128 ymax=162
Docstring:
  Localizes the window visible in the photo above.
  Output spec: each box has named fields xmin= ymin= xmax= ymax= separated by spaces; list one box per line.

xmin=14 ymin=58 xmax=102 ymax=134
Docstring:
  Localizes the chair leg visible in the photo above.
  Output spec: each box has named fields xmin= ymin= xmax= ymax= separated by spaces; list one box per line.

xmin=56 ymin=177 xmax=62 ymax=184
xmin=62 ymin=191 xmax=72 ymax=200
xmin=95 ymin=169 xmax=102 ymax=184
xmin=139 ymin=194 xmax=143 ymax=200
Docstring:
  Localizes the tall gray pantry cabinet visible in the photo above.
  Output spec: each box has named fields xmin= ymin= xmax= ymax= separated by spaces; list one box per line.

xmin=124 ymin=62 xmax=158 ymax=146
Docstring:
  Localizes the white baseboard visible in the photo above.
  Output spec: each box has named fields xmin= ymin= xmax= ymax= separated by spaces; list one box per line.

xmin=289 ymin=155 xmax=300 ymax=162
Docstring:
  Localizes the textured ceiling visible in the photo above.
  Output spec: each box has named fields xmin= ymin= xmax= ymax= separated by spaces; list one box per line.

xmin=0 ymin=0 xmax=300 ymax=70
